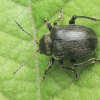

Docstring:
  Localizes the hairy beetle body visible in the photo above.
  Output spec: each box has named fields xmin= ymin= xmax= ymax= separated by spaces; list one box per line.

xmin=40 ymin=12 xmax=100 ymax=81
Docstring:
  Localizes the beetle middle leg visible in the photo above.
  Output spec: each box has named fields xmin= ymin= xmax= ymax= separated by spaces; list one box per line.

xmin=42 ymin=57 xmax=55 ymax=81
xmin=70 ymin=58 xmax=100 ymax=67
xmin=54 ymin=8 xmax=63 ymax=26
xmin=59 ymin=60 xmax=78 ymax=80
xmin=69 ymin=15 xmax=100 ymax=24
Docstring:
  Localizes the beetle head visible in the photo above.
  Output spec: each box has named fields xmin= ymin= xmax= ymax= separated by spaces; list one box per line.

xmin=39 ymin=34 xmax=52 ymax=56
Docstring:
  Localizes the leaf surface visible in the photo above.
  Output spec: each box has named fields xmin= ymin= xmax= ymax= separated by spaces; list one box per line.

xmin=0 ymin=0 xmax=100 ymax=100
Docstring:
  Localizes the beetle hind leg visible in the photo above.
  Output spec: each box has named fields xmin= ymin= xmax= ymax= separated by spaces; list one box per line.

xmin=59 ymin=60 xmax=78 ymax=81
xmin=69 ymin=15 xmax=100 ymax=24
xmin=70 ymin=58 xmax=100 ymax=67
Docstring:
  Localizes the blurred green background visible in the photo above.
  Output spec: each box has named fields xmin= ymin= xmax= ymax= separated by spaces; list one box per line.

xmin=0 ymin=0 xmax=100 ymax=100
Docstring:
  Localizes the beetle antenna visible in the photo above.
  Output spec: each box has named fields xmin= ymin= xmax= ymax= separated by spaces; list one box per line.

xmin=13 ymin=49 xmax=39 ymax=74
xmin=14 ymin=20 xmax=38 ymax=44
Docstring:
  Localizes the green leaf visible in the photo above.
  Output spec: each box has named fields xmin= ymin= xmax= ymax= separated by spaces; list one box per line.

xmin=0 ymin=0 xmax=100 ymax=100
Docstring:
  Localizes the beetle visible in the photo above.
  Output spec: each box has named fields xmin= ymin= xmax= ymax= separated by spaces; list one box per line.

xmin=14 ymin=9 xmax=100 ymax=81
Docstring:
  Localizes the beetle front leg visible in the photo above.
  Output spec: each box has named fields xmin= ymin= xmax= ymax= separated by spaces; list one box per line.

xmin=54 ymin=8 xmax=63 ymax=26
xmin=42 ymin=57 xmax=55 ymax=81
xmin=59 ymin=60 xmax=78 ymax=80
xmin=70 ymin=58 xmax=100 ymax=67
xmin=43 ymin=19 xmax=52 ymax=31
xmin=69 ymin=15 xmax=100 ymax=24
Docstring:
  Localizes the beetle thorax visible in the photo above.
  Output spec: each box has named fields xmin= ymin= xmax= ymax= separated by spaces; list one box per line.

xmin=39 ymin=34 xmax=52 ymax=56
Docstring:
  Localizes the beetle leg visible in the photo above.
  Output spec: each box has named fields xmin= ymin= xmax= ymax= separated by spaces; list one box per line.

xmin=70 ymin=59 xmax=77 ymax=67
xmin=69 ymin=15 xmax=100 ymax=24
xmin=54 ymin=8 xmax=63 ymax=26
xmin=70 ymin=58 xmax=100 ymax=67
xmin=59 ymin=60 xmax=78 ymax=80
xmin=43 ymin=19 xmax=52 ymax=31
xmin=42 ymin=57 xmax=55 ymax=81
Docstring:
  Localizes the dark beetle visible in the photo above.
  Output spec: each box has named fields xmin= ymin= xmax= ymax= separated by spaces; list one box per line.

xmin=39 ymin=24 xmax=98 ymax=59
xmin=39 ymin=9 xmax=100 ymax=80
xmin=14 ymin=9 xmax=100 ymax=81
